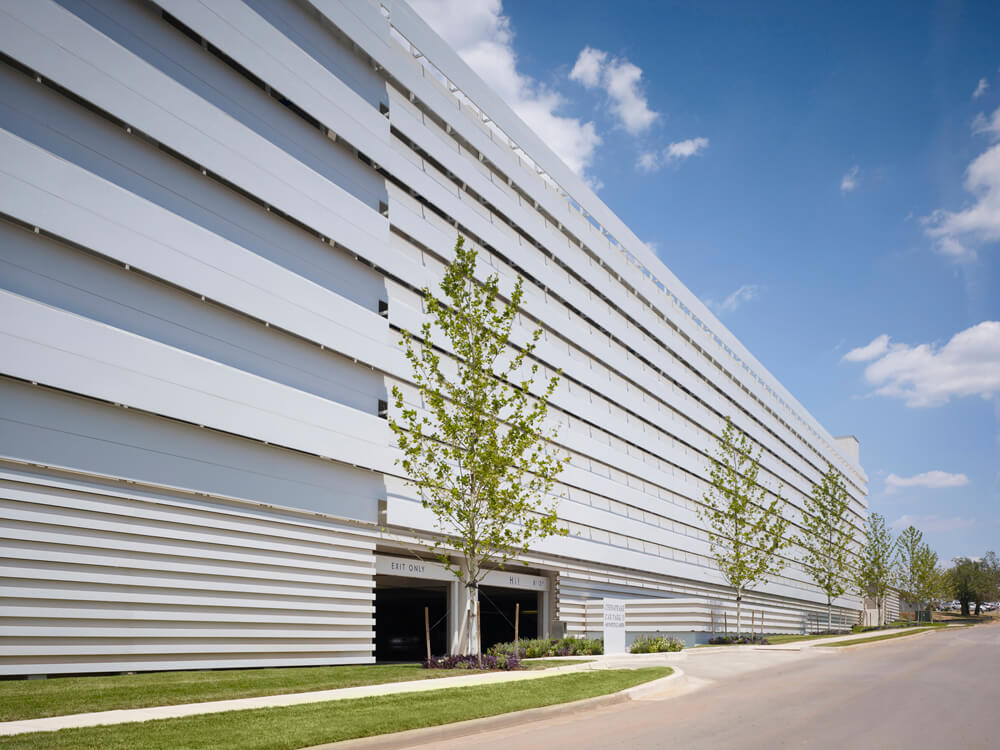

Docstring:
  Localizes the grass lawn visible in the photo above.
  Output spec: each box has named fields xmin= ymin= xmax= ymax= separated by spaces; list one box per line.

xmin=0 ymin=668 xmax=671 ymax=750
xmin=1 ymin=660 xmax=587 ymax=722
xmin=823 ymin=628 xmax=934 ymax=647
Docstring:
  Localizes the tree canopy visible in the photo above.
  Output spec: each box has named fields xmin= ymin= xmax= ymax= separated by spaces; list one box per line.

xmin=894 ymin=525 xmax=939 ymax=612
xmin=855 ymin=512 xmax=894 ymax=626
xmin=797 ymin=464 xmax=855 ymax=631
xmin=699 ymin=417 xmax=790 ymax=637
xmin=389 ymin=235 xmax=568 ymax=655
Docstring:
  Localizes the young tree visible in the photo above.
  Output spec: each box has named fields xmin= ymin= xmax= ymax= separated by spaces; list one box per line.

xmin=699 ymin=417 xmax=790 ymax=638
xmin=913 ymin=546 xmax=941 ymax=615
xmin=389 ymin=235 xmax=568 ymax=657
xmin=894 ymin=525 xmax=939 ymax=616
xmin=855 ymin=512 xmax=895 ymax=626
xmin=797 ymin=464 xmax=855 ymax=633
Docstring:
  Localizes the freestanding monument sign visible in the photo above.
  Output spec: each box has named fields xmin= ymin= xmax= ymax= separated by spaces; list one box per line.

xmin=602 ymin=598 xmax=627 ymax=653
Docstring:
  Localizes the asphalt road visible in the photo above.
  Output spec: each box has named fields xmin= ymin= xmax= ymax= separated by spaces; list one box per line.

xmin=410 ymin=625 xmax=1000 ymax=750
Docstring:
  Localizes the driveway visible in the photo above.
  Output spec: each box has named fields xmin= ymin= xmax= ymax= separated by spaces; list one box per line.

xmin=402 ymin=624 xmax=1000 ymax=749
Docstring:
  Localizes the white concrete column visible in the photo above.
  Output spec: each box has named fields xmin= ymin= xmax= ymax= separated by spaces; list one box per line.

xmin=537 ymin=588 xmax=550 ymax=639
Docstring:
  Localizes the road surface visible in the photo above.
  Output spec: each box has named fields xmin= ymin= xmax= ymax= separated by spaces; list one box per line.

xmin=408 ymin=625 xmax=1000 ymax=749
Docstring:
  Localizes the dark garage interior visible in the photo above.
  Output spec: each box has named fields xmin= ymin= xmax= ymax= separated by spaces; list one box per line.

xmin=374 ymin=577 xmax=447 ymax=662
xmin=375 ymin=577 xmax=540 ymax=660
xmin=478 ymin=585 xmax=538 ymax=651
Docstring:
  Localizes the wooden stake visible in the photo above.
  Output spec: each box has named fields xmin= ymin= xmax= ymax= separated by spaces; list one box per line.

xmin=424 ymin=606 xmax=431 ymax=663
xmin=514 ymin=602 xmax=520 ymax=651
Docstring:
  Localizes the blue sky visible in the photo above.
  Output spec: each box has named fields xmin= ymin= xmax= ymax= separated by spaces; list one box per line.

xmin=409 ymin=0 xmax=1000 ymax=562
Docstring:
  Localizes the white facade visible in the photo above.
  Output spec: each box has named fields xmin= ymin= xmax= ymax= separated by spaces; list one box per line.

xmin=0 ymin=0 xmax=867 ymax=675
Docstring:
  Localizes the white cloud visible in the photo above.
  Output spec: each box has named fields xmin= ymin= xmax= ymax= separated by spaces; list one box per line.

xmin=884 ymin=471 xmax=970 ymax=494
xmin=973 ymin=77 xmax=989 ymax=98
xmin=720 ymin=284 xmax=761 ymax=312
xmin=972 ymin=107 xmax=1000 ymax=140
xmin=636 ymin=151 xmax=660 ymax=172
xmin=890 ymin=514 xmax=977 ymax=533
xmin=844 ymin=321 xmax=1000 ymax=407
xmin=408 ymin=0 xmax=600 ymax=176
xmin=841 ymin=165 xmax=860 ymax=192
xmin=666 ymin=137 xmax=710 ymax=160
xmin=570 ymin=47 xmax=659 ymax=135
xmin=707 ymin=284 xmax=762 ymax=314
xmin=842 ymin=334 xmax=891 ymax=363
xmin=636 ymin=138 xmax=710 ymax=172
xmin=923 ymin=109 xmax=1000 ymax=261
xmin=568 ymin=46 xmax=606 ymax=88
xmin=604 ymin=59 xmax=659 ymax=135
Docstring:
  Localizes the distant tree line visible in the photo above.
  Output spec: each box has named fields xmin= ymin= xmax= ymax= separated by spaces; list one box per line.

xmin=946 ymin=552 xmax=999 ymax=616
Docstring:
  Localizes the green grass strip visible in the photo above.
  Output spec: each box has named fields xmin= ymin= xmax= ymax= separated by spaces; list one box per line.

xmin=764 ymin=632 xmax=849 ymax=645
xmin=1 ymin=662 xmax=582 ymax=722
xmin=823 ymin=628 xmax=933 ymax=647
xmin=0 ymin=668 xmax=671 ymax=750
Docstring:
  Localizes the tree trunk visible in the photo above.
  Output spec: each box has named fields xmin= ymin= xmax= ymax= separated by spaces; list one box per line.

xmin=974 ymin=601 xmax=981 ymax=616
xmin=467 ymin=583 xmax=480 ymax=658
xmin=736 ymin=591 xmax=743 ymax=639
xmin=827 ymin=601 xmax=832 ymax=633
xmin=961 ymin=599 xmax=970 ymax=617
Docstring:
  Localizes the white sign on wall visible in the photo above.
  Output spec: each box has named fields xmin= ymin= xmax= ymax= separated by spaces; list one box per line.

xmin=602 ymin=598 xmax=627 ymax=654
xmin=374 ymin=555 xmax=549 ymax=591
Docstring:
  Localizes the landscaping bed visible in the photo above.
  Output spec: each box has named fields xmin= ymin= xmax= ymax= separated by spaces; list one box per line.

xmin=629 ymin=635 xmax=684 ymax=653
xmin=708 ymin=635 xmax=770 ymax=645
xmin=488 ymin=636 xmax=603 ymax=659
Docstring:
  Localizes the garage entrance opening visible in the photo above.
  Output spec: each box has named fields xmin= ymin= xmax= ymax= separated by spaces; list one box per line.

xmin=479 ymin=585 xmax=538 ymax=651
xmin=374 ymin=576 xmax=447 ymax=662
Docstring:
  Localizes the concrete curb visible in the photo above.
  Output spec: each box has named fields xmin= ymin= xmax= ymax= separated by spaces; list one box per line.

xmin=301 ymin=668 xmax=685 ymax=750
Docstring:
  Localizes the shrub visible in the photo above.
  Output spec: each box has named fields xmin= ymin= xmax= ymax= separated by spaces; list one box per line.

xmin=486 ymin=636 xmax=603 ymax=659
xmin=707 ymin=634 xmax=769 ymax=645
xmin=629 ymin=635 xmax=684 ymax=653
xmin=422 ymin=653 xmax=521 ymax=670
